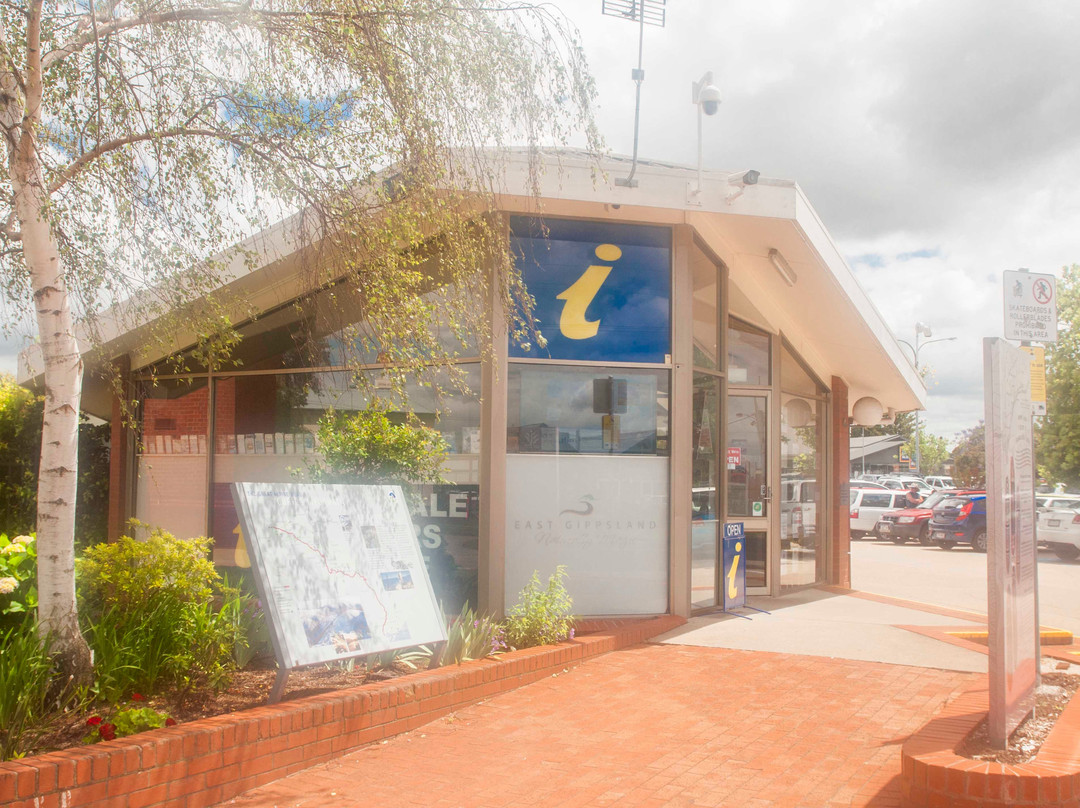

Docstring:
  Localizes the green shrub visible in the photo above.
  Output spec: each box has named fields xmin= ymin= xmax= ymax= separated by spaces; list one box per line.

xmin=83 ymin=701 xmax=176 ymax=744
xmin=444 ymin=602 xmax=505 ymax=664
xmin=312 ymin=403 xmax=447 ymax=485
xmin=502 ymin=566 xmax=575 ymax=650
xmin=0 ymin=619 xmax=57 ymax=760
xmin=85 ymin=597 xmax=238 ymax=702
xmin=77 ymin=523 xmax=218 ymax=621
xmin=0 ymin=374 xmax=110 ymax=546
xmin=78 ymin=525 xmax=237 ymax=700
xmin=0 ymin=533 xmax=37 ymax=631
xmin=218 ymin=572 xmax=270 ymax=669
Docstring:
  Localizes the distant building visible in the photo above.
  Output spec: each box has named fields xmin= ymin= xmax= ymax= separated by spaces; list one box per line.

xmin=850 ymin=434 xmax=908 ymax=477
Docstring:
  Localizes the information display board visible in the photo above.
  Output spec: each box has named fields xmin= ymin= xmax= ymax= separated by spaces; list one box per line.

xmin=983 ymin=338 xmax=1039 ymax=747
xmin=233 ymin=483 xmax=448 ymax=682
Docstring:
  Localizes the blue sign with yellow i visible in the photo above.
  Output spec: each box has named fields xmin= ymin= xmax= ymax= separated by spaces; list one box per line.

xmin=723 ymin=522 xmax=746 ymax=610
xmin=509 ymin=217 xmax=672 ymax=363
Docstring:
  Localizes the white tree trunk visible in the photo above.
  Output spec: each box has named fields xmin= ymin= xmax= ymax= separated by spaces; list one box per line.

xmin=10 ymin=133 xmax=92 ymax=681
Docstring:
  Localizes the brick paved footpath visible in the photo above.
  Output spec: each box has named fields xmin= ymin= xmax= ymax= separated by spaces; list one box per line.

xmin=220 ymin=643 xmax=976 ymax=808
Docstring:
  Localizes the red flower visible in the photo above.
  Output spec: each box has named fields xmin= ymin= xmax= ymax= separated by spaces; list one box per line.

xmin=99 ymin=723 xmax=116 ymax=742
xmin=86 ymin=716 xmax=103 ymax=727
xmin=131 ymin=693 xmax=144 ymax=701
xmin=164 ymin=717 xmax=177 ymax=727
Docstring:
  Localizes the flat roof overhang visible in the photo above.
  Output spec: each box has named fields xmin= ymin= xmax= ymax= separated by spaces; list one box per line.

xmin=19 ymin=150 xmax=924 ymax=420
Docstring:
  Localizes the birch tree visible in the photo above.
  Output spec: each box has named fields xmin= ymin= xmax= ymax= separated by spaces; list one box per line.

xmin=0 ymin=0 xmax=597 ymax=679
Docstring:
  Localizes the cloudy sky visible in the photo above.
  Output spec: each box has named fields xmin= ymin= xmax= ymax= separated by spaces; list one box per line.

xmin=546 ymin=0 xmax=1079 ymax=443
xmin=4 ymin=1 xmax=1075 ymax=445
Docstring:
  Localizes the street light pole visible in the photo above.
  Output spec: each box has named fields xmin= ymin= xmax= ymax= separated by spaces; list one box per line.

xmin=897 ymin=322 xmax=957 ymax=475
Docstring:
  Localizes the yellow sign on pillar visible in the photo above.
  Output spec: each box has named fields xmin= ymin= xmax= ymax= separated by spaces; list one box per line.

xmin=1020 ymin=345 xmax=1046 ymax=416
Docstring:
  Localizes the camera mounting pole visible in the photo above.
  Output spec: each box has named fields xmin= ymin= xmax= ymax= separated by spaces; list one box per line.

xmin=602 ymin=0 xmax=667 ymax=188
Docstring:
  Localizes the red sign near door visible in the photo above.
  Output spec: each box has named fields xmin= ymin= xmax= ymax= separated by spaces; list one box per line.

xmin=726 ymin=447 xmax=742 ymax=467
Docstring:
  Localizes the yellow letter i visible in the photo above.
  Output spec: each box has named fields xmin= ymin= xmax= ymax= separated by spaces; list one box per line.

xmin=556 ymin=244 xmax=622 ymax=340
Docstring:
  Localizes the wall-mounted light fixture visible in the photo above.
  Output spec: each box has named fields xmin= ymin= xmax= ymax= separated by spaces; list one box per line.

xmin=768 ymin=248 xmax=797 ymax=287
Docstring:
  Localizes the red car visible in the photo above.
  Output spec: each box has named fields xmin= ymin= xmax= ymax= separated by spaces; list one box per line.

xmin=875 ymin=489 xmax=984 ymax=545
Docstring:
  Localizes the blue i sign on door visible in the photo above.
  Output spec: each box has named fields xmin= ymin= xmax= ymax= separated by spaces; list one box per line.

xmin=723 ymin=522 xmax=746 ymax=610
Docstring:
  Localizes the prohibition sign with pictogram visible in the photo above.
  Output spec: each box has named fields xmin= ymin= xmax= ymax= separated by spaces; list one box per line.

xmin=1032 ymin=278 xmax=1053 ymax=305
xmin=1003 ymin=270 xmax=1058 ymax=343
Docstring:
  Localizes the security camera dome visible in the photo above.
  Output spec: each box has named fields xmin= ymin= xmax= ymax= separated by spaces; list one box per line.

xmin=698 ymin=84 xmax=722 ymax=116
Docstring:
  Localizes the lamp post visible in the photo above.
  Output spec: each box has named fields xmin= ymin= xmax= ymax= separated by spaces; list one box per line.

xmin=897 ymin=322 xmax=957 ymax=475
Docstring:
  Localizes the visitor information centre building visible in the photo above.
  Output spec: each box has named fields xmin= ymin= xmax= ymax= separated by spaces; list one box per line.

xmin=22 ymin=151 xmax=923 ymax=619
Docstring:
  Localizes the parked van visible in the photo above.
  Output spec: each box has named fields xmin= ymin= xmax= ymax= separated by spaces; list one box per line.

xmin=781 ymin=478 xmax=818 ymax=547
xmin=849 ymin=488 xmax=910 ymax=539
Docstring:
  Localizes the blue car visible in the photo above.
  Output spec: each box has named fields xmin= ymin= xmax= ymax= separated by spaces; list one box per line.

xmin=929 ymin=494 xmax=987 ymax=552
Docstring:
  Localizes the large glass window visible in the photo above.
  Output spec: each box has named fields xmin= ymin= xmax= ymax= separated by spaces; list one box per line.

xmin=135 ymin=377 xmax=210 ymax=541
xmin=692 ymin=247 xmax=719 ymax=371
xmin=202 ymin=365 xmax=481 ymax=609
xmin=143 ymin=285 xmax=481 ymax=375
xmin=691 ymin=374 xmax=720 ymax=608
xmin=507 ymin=365 xmax=669 ymax=455
xmin=779 ymin=343 xmax=827 ymax=587
xmin=728 ymin=320 xmax=770 ymax=385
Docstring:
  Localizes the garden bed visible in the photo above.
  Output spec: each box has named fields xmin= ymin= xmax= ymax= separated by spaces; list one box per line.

xmin=0 ymin=615 xmax=684 ymax=808
xmin=900 ymin=672 xmax=1080 ymax=807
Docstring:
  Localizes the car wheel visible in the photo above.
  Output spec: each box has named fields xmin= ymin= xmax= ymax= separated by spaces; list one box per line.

xmin=918 ymin=525 xmax=933 ymax=546
xmin=1053 ymin=545 xmax=1080 ymax=561
xmin=851 ymin=531 xmax=865 ymax=540
xmin=972 ymin=530 xmax=988 ymax=553
xmin=936 ymin=540 xmax=954 ymax=550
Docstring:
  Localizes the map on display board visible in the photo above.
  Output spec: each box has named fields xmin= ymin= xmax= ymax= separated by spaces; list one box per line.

xmin=232 ymin=483 xmax=447 ymax=673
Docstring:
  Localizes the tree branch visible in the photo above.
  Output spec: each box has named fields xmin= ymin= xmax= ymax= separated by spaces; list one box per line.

xmin=40 ymin=4 xmax=408 ymax=71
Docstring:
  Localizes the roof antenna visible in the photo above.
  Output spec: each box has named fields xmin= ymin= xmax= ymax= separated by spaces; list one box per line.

xmin=602 ymin=0 xmax=667 ymax=188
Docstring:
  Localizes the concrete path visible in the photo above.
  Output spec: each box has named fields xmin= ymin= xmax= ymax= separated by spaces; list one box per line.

xmin=221 ymin=589 xmax=982 ymax=808
xmin=657 ymin=588 xmax=988 ymax=673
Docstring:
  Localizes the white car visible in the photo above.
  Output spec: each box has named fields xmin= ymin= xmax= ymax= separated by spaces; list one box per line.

xmin=880 ymin=476 xmax=933 ymax=496
xmin=849 ymin=488 xmax=911 ymax=539
xmin=924 ymin=475 xmax=956 ymax=490
xmin=1036 ymin=507 xmax=1080 ymax=561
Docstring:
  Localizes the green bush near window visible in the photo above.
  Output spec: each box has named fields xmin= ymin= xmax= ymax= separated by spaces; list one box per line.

xmin=77 ymin=525 xmax=241 ymax=701
xmin=312 ymin=403 xmax=448 ymax=485
xmin=77 ymin=523 xmax=218 ymax=621
xmin=503 ymin=566 xmax=575 ymax=650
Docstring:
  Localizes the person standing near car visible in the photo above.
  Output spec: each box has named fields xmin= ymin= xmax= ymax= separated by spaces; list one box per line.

xmin=904 ymin=484 xmax=924 ymax=508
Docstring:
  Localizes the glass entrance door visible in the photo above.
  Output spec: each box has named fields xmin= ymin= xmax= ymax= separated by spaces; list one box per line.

xmin=691 ymin=374 xmax=720 ymax=609
xmin=726 ymin=393 xmax=769 ymax=591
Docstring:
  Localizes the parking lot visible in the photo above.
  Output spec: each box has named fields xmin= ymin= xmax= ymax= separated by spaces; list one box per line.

xmin=850 ymin=537 xmax=1080 ymax=636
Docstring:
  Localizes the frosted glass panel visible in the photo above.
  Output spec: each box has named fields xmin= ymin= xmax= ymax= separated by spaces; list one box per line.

xmin=505 ymin=454 xmax=669 ymax=615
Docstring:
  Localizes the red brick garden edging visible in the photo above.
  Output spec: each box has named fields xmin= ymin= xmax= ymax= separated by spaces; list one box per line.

xmin=0 ymin=615 xmax=683 ymax=808
xmin=901 ymin=677 xmax=1080 ymax=807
